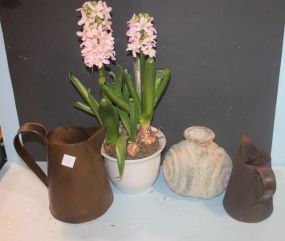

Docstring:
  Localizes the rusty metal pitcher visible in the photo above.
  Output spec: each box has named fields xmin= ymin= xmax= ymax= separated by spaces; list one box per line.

xmin=223 ymin=135 xmax=276 ymax=223
xmin=14 ymin=122 xmax=113 ymax=223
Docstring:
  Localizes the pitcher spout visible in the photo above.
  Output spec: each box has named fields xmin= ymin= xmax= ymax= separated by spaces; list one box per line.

xmin=87 ymin=127 xmax=106 ymax=151
xmin=240 ymin=135 xmax=271 ymax=167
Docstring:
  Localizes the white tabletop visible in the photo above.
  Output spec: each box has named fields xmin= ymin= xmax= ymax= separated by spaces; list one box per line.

xmin=0 ymin=161 xmax=284 ymax=241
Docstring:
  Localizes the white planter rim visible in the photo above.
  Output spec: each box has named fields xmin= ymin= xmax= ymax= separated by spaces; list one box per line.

xmin=101 ymin=128 xmax=166 ymax=164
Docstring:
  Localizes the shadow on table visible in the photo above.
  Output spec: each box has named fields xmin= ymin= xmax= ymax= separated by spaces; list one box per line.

xmin=151 ymin=168 xmax=227 ymax=217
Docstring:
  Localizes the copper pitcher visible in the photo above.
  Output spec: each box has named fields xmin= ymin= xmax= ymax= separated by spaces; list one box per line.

xmin=223 ymin=135 xmax=276 ymax=223
xmin=14 ymin=123 xmax=113 ymax=223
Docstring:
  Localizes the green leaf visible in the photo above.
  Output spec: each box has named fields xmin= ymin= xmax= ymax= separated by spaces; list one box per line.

xmin=87 ymin=90 xmax=99 ymax=108
xmin=73 ymin=101 xmax=95 ymax=116
xmin=116 ymin=135 xmax=129 ymax=177
xmin=87 ymin=91 xmax=103 ymax=126
xmin=140 ymin=57 xmax=156 ymax=126
xmin=122 ymin=81 xmax=130 ymax=101
xmin=154 ymin=68 xmax=171 ymax=107
xmin=118 ymin=109 xmax=131 ymax=135
xmin=110 ymin=82 xmax=131 ymax=136
xmin=69 ymin=72 xmax=89 ymax=101
xmin=123 ymin=69 xmax=141 ymax=115
xmin=98 ymin=98 xmax=119 ymax=144
xmin=109 ymin=71 xmax=115 ymax=80
xmin=111 ymin=82 xmax=122 ymax=97
xmin=129 ymin=98 xmax=137 ymax=142
xmin=112 ymin=105 xmax=120 ymax=129
xmin=101 ymin=83 xmax=130 ymax=113
xmin=115 ymin=65 xmax=123 ymax=86
xmin=155 ymin=69 xmax=164 ymax=94
xmin=69 ymin=72 xmax=102 ymax=125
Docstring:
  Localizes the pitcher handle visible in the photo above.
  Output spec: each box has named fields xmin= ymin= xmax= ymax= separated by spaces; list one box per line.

xmin=256 ymin=167 xmax=276 ymax=201
xmin=14 ymin=123 xmax=48 ymax=186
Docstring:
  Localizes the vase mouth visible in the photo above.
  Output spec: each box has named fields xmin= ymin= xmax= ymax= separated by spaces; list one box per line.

xmin=184 ymin=126 xmax=215 ymax=144
xmin=101 ymin=129 xmax=166 ymax=163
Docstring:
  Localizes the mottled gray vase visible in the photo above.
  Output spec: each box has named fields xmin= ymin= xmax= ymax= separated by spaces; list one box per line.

xmin=163 ymin=126 xmax=232 ymax=199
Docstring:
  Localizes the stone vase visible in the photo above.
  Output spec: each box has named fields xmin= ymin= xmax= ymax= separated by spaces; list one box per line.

xmin=163 ymin=126 xmax=232 ymax=199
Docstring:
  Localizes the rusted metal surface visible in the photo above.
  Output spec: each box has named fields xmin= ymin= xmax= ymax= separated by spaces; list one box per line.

xmin=223 ymin=135 xmax=276 ymax=223
xmin=14 ymin=123 xmax=113 ymax=223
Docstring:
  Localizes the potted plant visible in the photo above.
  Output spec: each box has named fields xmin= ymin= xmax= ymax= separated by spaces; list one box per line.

xmin=69 ymin=1 xmax=171 ymax=193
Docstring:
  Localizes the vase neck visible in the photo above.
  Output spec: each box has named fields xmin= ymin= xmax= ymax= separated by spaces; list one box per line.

xmin=184 ymin=126 xmax=215 ymax=145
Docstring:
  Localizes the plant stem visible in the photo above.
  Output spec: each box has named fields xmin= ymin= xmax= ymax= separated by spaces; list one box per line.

xmin=134 ymin=56 xmax=141 ymax=100
xmin=140 ymin=57 xmax=156 ymax=127
xmin=99 ymin=67 xmax=105 ymax=78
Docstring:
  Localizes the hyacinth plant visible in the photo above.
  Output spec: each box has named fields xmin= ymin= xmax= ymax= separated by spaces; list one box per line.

xmin=69 ymin=1 xmax=171 ymax=176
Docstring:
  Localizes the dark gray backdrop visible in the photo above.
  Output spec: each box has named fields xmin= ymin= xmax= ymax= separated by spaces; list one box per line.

xmin=1 ymin=0 xmax=284 ymax=160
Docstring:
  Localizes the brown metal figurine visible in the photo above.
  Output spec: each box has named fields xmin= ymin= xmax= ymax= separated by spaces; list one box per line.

xmin=223 ymin=135 xmax=276 ymax=223
xmin=14 ymin=122 xmax=113 ymax=223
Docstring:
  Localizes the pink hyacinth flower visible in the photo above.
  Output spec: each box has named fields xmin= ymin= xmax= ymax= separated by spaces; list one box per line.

xmin=77 ymin=1 xmax=115 ymax=69
xmin=126 ymin=13 xmax=157 ymax=58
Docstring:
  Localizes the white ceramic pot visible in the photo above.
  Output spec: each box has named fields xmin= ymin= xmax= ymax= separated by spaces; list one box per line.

xmin=102 ymin=129 xmax=166 ymax=194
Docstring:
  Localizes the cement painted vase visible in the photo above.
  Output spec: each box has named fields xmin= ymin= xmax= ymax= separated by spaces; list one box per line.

xmin=163 ymin=126 xmax=232 ymax=199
